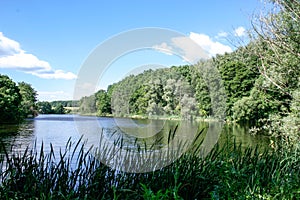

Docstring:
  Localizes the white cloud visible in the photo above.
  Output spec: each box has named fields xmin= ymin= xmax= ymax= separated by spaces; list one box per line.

xmin=171 ymin=36 xmax=209 ymax=62
xmin=0 ymin=32 xmax=21 ymax=56
xmin=234 ymin=26 xmax=246 ymax=37
xmin=0 ymin=32 xmax=77 ymax=80
xmin=152 ymin=32 xmax=231 ymax=62
xmin=153 ymin=36 xmax=210 ymax=63
xmin=217 ymin=31 xmax=228 ymax=38
xmin=189 ymin=32 xmax=232 ymax=57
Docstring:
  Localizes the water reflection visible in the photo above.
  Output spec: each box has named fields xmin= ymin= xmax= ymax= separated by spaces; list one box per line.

xmin=0 ymin=115 xmax=270 ymax=163
xmin=0 ymin=120 xmax=35 ymax=154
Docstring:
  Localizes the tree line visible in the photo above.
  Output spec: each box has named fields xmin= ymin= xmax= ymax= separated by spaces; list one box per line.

xmin=79 ymin=51 xmax=259 ymax=121
xmin=37 ymin=100 xmax=79 ymax=114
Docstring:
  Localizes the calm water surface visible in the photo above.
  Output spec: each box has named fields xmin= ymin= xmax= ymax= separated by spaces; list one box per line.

xmin=0 ymin=114 xmax=270 ymax=157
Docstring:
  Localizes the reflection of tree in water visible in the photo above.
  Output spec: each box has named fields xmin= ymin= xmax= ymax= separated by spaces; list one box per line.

xmin=0 ymin=120 xmax=35 ymax=155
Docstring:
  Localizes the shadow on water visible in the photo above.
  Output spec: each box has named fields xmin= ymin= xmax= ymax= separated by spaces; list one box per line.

xmin=0 ymin=120 xmax=35 ymax=154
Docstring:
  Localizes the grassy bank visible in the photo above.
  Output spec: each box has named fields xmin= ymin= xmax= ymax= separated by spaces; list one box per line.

xmin=0 ymin=138 xmax=299 ymax=199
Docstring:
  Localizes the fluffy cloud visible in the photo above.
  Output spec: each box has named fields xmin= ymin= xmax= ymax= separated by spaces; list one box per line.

xmin=171 ymin=36 xmax=209 ymax=62
xmin=152 ymin=36 xmax=210 ymax=63
xmin=152 ymin=32 xmax=232 ymax=61
xmin=189 ymin=32 xmax=232 ymax=57
xmin=0 ymin=32 xmax=21 ymax=56
xmin=0 ymin=32 xmax=77 ymax=80
xmin=234 ymin=26 xmax=246 ymax=37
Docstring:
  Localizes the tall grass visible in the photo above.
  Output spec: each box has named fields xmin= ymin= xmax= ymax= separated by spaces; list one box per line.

xmin=0 ymin=133 xmax=299 ymax=199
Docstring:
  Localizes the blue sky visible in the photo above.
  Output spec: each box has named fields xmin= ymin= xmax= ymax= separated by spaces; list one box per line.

xmin=0 ymin=0 xmax=262 ymax=101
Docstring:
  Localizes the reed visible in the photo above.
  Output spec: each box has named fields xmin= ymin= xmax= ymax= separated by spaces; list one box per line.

xmin=0 ymin=132 xmax=299 ymax=199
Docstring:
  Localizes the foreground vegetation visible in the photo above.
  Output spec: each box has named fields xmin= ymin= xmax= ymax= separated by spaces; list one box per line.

xmin=0 ymin=137 xmax=299 ymax=199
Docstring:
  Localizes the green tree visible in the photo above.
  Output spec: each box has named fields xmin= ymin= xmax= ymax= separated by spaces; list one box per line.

xmin=217 ymin=56 xmax=259 ymax=117
xmin=146 ymin=79 xmax=164 ymax=116
xmin=18 ymin=82 xmax=38 ymax=118
xmin=53 ymin=103 xmax=66 ymax=114
xmin=193 ymin=62 xmax=211 ymax=117
xmin=0 ymin=74 xmax=22 ymax=123
xmin=95 ymin=89 xmax=111 ymax=115
xmin=129 ymin=85 xmax=148 ymax=115
xmin=37 ymin=101 xmax=53 ymax=114
xmin=79 ymin=95 xmax=97 ymax=114
xmin=180 ymin=94 xmax=197 ymax=120
xmin=162 ymin=79 xmax=176 ymax=115
xmin=249 ymin=0 xmax=300 ymax=147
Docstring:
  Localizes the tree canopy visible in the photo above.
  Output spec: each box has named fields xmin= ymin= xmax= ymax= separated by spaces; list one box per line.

xmin=0 ymin=75 xmax=22 ymax=123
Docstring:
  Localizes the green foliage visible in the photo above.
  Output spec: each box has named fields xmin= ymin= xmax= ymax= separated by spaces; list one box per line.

xmin=229 ymin=0 xmax=300 ymax=148
xmin=0 ymin=74 xmax=22 ymax=123
xmin=50 ymin=100 xmax=80 ymax=107
xmin=95 ymin=89 xmax=111 ymax=115
xmin=129 ymin=85 xmax=149 ymax=114
xmin=216 ymin=52 xmax=260 ymax=117
xmin=0 ymin=75 xmax=39 ymax=122
xmin=85 ymin=66 xmax=205 ymax=119
xmin=37 ymin=101 xmax=53 ymax=114
xmin=18 ymin=81 xmax=38 ymax=118
xmin=36 ymin=101 xmax=71 ymax=114
xmin=232 ymin=87 xmax=279 ymax=124
xmin=53 ymin=103 xmax=66 ymax=114
xmin=0 ymin=138 xmax=299 ymax=199
xmin=162 ymin=79 xmax=176 ymax=115
xmin=79 ymin=95 xmax=97 ymax=114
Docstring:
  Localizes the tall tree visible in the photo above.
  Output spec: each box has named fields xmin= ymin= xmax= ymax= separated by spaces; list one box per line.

xmin=249 ymin=0 xmax=300 ymax=147
xmin=96 ymin=89 xmax=111 ymax=115
xmin=79 ymin=95 xmax=97 ymax=114
xmin=180 ymin=94 xmax=197 ymax=120
xmin=18 ymin=82 xmax=38 ymax=118
xmin=146 ymin=79 xmax=164 ymax=115
xmin=0 ymin=75 xmax=22 ymax=123
xmin=162 ymin=79 xmax=176 ymax=115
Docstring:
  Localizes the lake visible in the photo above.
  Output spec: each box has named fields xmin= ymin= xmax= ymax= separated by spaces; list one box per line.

xmin=0 ymin=114 xmax=269 ymax=172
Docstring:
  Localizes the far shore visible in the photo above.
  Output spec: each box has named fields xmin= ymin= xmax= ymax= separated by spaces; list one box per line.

xmin=76 ymin=112 xmax=225 ymax=123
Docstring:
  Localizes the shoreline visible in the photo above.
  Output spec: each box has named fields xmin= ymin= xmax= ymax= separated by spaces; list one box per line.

xmin=77 ymin=112 xmax=225 ymax=123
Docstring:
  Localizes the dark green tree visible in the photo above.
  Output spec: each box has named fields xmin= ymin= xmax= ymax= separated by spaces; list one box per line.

xmin=96 ymin=89 xmax=111 ymax=115
xmin=129 ymin=85 xmax=148 ymax=115
xmin=0 ymin=74 xmax=22 ymax=123
xmin=53 ymin=103 xmax=66 ymax=114
xmin=162 ymin=79 xmax=176 ymax=115
xmin=18 ymin=82 xmax=38 ymax=118
xmin=146 ymin=79 xmax=164 ymax=116
xmin=217 ymin=58 xmax=259 ymax=117
xmin=37 ymin=101 xmax=53 ymax=114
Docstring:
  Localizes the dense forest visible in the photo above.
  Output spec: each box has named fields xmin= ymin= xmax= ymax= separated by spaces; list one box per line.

xmin=78 ymin=0 xmax=299 ymax=148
